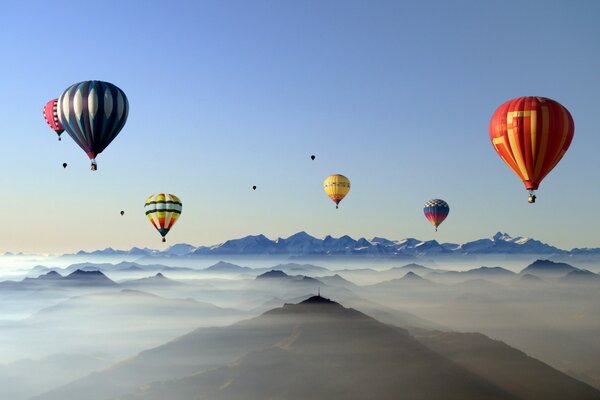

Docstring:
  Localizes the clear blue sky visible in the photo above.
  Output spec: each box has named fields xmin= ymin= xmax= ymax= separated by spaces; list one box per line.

xmin=0 ymin=0 xmax=599 ymax=252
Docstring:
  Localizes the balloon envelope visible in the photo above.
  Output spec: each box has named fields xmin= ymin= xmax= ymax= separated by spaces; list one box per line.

xmin=423 ymin=199 xmax=449 ymax=230
xmin=43 ymin=99 xmax=64 ymax=139
xmin=57 ymin=81 xmax=129 ymax=169
xmin=489 ymin=96 xmax=574 ymax=191
xmin=324 ymin=174 xmax=350 ymax=207
xmin=144 ymin=194 xmax=182 ymax=242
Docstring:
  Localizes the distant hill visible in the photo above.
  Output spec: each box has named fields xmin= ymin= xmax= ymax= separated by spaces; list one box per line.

xmin=255 ymin=270 xmax=323 ymax=286
xmin=35 ymin=296 xmax=600 ymax=400
xmin=389 ymin=263 xmax=434 ymax=273
xmin=317 ymin=274 xmax=359 ymax=289
xmin=267 ymin=262 xmax=329 ymax=274
xmin=560 ymin=269 xmax=600 ymax=284
xmin=203 ymin=261 xmax=252 ymax=273
xmin=520 ymin=260 xmax=580 ymax=277
xmin=0 ymin=269 xmax=117 ymax=290
xmin=401 ymin=271 xmax=427 ymax=281
xmin=519 ymin=273 xmax=543 ymax=283
xmin=367 ymin=272 xmax=436 ymax=289
xmin=120 ymin=273 xmax=184 ymax=288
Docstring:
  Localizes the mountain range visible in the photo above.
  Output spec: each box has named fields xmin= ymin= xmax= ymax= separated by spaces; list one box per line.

xmin=14 ymin=231 xmax=600 ymax=260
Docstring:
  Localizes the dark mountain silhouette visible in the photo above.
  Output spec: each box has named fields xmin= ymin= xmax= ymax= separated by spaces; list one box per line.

xmin=34 ymin=296 xmax=600 ymax=400
xmin=256 ymin=269 xmax=288 ymax=279
xmin=520 ymin=260 xmax=580 ymax=277
xmin=62 ymin=270 xmax=117 ymax=286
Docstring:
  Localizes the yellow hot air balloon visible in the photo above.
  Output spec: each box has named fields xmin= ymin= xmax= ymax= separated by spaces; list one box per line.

xmin=324 ymin=174 xmax=350 ymax=209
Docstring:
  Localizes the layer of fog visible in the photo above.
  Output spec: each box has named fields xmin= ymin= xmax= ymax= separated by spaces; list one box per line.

xmin=0 ymin=256 xmax=599 ymax=398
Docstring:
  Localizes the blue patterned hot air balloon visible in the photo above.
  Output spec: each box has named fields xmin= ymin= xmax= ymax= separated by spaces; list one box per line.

xmin=57 ymin=81 xmax=128 ymax=170
xmin=423 ymin=199 xmax=449 ymax=232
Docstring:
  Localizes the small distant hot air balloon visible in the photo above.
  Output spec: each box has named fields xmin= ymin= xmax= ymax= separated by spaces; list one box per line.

xmin=252 ymin=186 xmax=257 ymax=190
xmin=120 ymin=211 xmax=125 ymax=216
xmin=43 ymin=99 xmax=64 ymax=140
xmin=62 ymin=163 xmax=67 ymax=169
xmin=489 ymin=96 xmax=574 ymax=203
xmin=57 ymin=81 xmax=129 ymax=171
xmin=423 ymin=199 xmax=449 ymax=232
xmin=144 ymin=194 xmax=182 ymax=242
xmin=324 ymin=174 xmax=350 ymax=209
xmin=311 ymin=155 xmax=316 ymax=160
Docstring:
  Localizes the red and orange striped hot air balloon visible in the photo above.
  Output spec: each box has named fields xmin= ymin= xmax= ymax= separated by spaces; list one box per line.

xmin=489 ymin=96 xmax=574 ymax=203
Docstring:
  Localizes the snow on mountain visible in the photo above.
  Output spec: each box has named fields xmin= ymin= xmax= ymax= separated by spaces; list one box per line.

xmin=10 ymin=232 xmax=598 ymax=261
xmin=457 ymin=232 xmax=563 ymax=255
xmin=165 ymin=243 xmax=197 ymax=256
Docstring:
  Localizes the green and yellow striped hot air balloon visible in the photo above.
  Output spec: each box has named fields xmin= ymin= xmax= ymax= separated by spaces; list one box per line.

xmin=144 ymin=194 xmax=182 ymax=242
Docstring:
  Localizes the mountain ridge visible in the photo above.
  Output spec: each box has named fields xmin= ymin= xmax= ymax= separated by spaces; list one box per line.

xmin=5 ymin=232 xmax=600 ymax=260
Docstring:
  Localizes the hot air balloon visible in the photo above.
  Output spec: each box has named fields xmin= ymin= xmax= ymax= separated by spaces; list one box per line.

xmin=423 ymin=199 xmax=449 ymax=232
xmin=43 ymin=99 xmax=64 ymax=140
xmin=62 ymin=163 xmax=67 ymax=169
xmin=324 ymin=174 xmax=350 ymax=209
xmin=489 ymin=97 xmax=574 ymax=203
xmin=252 ymin=186 xmax=257 ymax=190
xmin=144 ymin=194 xmax=182 ymax=242
xmin=120 ymin=211 xmax=125 ymax=216
xmin=57 ymin=81 xmax=129 ymax=171
xmin=311 ymin=155 xmax=316 ymax=160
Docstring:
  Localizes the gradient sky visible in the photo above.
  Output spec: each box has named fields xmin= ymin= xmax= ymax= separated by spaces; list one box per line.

xmin=0 ymin=0 xmax=599 ymax=253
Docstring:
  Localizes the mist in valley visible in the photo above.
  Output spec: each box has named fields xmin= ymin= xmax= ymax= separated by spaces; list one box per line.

xmin=0 ymin=255 xmax=599 ymax=399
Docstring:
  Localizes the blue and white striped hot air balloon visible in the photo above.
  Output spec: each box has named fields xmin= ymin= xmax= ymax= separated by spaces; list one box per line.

xmin=57 ymin=80 xmax=128 ymax=170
